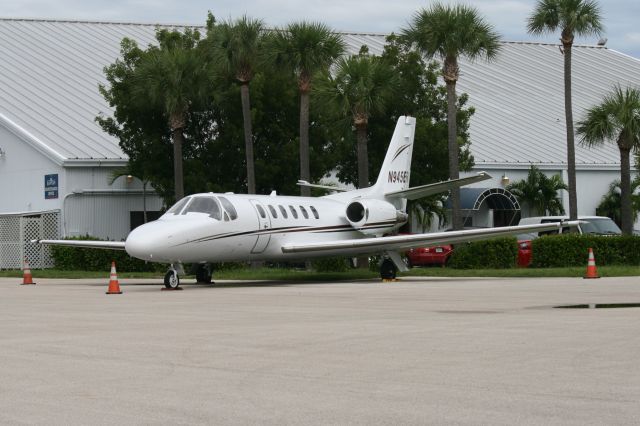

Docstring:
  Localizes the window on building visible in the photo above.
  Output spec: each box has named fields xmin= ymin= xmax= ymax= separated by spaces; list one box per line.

xmin=278 ymin=205 xmax=288 ymax=218
xmin=310 ymin=206 xmax=319 ymax=219
xmin=130 ymin=211 xmax=163 ymax=231
xmin=268 ymin=205 xmax=278 ymax=218
xmin=289 ymin=205 xmax=298 ymax=219
xmin=299 ymin=206 xmax=309 ymax=219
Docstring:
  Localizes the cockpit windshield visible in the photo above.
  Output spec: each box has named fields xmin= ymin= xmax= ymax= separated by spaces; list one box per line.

xmin=166 ymin=197 xmax=191 ymax=215
xmin=181 ymin=197 xmax=222 ymax=220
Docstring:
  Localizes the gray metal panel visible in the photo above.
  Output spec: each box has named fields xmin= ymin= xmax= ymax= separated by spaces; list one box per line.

xmin=0 ymin=19 xmax=638 ymax=168
xmin=64 ymin=192 xmax=164 ymax=240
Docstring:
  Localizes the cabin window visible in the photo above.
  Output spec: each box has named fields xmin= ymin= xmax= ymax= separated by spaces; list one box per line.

xmin=289 ymin=205 xmax=298 ymax=219
xmin=224 ymin=212 xmax=230 ymax=222
xmin=310 ymin=206 xmax=319 ymax=219
xmin=299 ymin=206 xmax=309 ymax=219
xmin=182 ymin=197 xmax=222 ymax=220
xmin=268 ymin=205 xmax=278 ymax=218
xmin=218 ymin=196 xmax=238 ymax=220
xmin=278 ymin=205 xmax=288 ymax=218
xmin=166 ymin=197 xmax=190 ymax=215
xmin=256 ymin=204 xmax=267 ymax=219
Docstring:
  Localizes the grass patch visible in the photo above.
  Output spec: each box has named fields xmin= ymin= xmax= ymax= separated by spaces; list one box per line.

xmin=401 ymin=265 xmax=640 ymax=278
xmin=2 ymin=265 xmax=639 ymax=280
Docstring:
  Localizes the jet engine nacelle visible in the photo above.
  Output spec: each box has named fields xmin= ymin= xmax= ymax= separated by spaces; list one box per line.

xmin=345 ymin=199 xmax=408 ymax=235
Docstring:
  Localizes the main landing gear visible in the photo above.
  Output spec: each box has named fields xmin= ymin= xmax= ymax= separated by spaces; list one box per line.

xmin=194 ymin=263 xmax=212 ymax=284
xmin=380 ymin=258 xmax=397 ymax=280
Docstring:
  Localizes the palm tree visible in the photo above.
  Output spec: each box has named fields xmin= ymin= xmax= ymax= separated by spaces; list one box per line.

xmin=132 ymin=29 xmax=210 ymax=201
xmin=318 ymin=53 xmax=398 ymax=189
xmin=507 ymin=165 xmax=568 ymax=216
xmin=402 ymin=3 xmax=500 ymax=230
xmin=596 ymin=178 xmax=640 ymax=228
xmin=527 ymin=0 xmax=603 ymax=223
xmin=577 ymin=85 xmax=640 ymax=235
xmin=210 ymin=16 xmax=265 ymax=194
xmin=270 ymin=22 xmax=345 ymax=196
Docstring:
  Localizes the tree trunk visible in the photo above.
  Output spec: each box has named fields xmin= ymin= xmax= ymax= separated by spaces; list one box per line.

xmin=619 ymin=146 xmax=633 ymax=235
xmin=446 ymin=80 xmax=462 ymax=230
xmin=299 ymin=90 xmax=311 ymax=197
xmin=240 ymin=83 xmax=256 ymax=194
xmin=171 ymin=128 xmax=184 ymax=201
xmin=563 ymin=43 xmax=578 ymax=222
xmin=356 ymin=124 xmax=369 ymax=189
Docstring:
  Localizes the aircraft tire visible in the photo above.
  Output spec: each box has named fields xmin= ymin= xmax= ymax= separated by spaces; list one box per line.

xmin=164 ymin=270 xmax=180 ymax=289
xmin=380 ymin=259 xmax=397 ymax=280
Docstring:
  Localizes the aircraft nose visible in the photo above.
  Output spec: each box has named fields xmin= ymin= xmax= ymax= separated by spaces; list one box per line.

xmin=125 ymin=221 xmax=181 ymax=261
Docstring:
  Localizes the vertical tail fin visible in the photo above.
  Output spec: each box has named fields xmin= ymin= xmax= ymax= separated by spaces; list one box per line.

xmin=371 ymin=116 xmax=416 ymax=201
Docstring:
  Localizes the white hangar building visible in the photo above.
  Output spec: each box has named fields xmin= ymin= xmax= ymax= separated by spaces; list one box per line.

xmin=0 ymin=18 xmax=639 ymax=267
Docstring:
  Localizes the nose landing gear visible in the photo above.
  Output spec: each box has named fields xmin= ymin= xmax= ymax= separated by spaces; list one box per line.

xmin=163 ymin=265 xmax=183 ymax=290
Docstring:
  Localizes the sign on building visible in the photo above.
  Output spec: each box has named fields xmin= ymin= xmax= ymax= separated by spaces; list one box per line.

xmin=44 ymin=173 xmax=58 ymax=199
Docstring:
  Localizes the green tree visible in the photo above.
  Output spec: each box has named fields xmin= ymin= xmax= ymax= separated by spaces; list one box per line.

xmin=208 ymin=15 xmax=266 ymax=194
xmin=317 ymin=50 xmax=398 ymax=189
xmin=131 ymin=28 xmax=211 ymax=201
xmin=527 ymin=0 xmax=603 ymax=223
xmin=270 ymin=21 xmax=345 ymax=196
xmin=507 ymin=165 xmax=568 ymax=216
xmin=577 ymin=85 xmax=640 ymax=235
xmin=595 ymin=178 xmax=640 ymax=228
xmin=327 ymin=35 xmax=475 ymax=228
xmin=402 ymin=3 xmax=500 ymax=230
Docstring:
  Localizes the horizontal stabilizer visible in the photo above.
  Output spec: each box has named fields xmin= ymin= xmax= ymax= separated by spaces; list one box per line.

xmin=34 ymin=239 xmax=126 ymax=250
xmin=385 ymin=172 xmax=492 ymax=200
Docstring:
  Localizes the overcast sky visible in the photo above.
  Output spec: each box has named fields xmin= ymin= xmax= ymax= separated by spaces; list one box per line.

xmin=2 ymin=0 xmax=639 ymax=58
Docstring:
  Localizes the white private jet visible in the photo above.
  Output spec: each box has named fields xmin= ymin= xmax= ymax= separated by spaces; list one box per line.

xmin=38 ymin=116 xmax=576 ymax=288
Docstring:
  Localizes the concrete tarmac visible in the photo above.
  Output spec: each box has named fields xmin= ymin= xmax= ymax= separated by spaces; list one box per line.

xmin=1 ymin=275 xmax=639 ymax=425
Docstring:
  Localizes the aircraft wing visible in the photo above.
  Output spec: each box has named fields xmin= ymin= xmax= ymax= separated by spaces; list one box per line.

xmin=385 ymin=172 xmax=492 ymax=200
xmin=282 ymin=222 xmax=579 ymax=256
xmin=34 ymin=239 xmax=127 ymax=250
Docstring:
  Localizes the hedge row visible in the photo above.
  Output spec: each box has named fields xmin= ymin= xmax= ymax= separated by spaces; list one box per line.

xmin=50 ymin=236 xmax=158 ymax=271
xmin=531 ymin=234 xmax=640 ymax=267
xmin=448 ymin=237 xmax=518 ymax=269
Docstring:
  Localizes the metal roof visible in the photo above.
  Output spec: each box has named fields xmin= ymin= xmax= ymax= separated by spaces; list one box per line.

xmin=0 ymin=18 xmax=638 ymax=168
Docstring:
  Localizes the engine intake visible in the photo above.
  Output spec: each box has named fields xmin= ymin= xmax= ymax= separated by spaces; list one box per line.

xmin=345 ymin=199 xmax=408 ymax=235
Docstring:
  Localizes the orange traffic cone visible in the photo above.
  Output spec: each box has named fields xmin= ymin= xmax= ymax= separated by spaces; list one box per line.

xmin=21 ymin=259 xmax=36 ymax=285
xmin=106 ymin=261 xmax=123 ymax=294
xmin=584 ymin=248 xmax=600 ymax=279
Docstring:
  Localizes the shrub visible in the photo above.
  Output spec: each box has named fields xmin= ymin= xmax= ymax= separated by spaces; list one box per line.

xmin=50 ymin=235 xmax=158 ymax=272
xmin=312 ymin=257 xmax=350 ymax=272
xmin=531 ymin=234 xmax=640 ymax=267
xmin=448 ymin=237 xmax=518 ymax=269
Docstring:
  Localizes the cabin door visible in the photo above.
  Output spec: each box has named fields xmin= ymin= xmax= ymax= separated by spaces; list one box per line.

xmin=249 ymin=200 xmax=271 ymax=254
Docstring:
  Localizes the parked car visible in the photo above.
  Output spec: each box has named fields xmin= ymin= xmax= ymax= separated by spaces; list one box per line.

xmin=406 ymin=244 xmax=453 ymax=267
xmin=516 ymin=233 xmax=537 ymax=267
xmin=518 ymin=216 xmax=621 ymax=236
xmin=515 ymin=216 xmax=621 ymax=267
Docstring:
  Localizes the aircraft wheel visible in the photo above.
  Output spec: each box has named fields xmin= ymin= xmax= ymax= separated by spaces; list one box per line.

xmin=195 ymin=264 xmax=212 ymax=284
xmin=164 ymin=269 xmax=180 ymax=289
xmin=380 ymin=259 xmax=397 ymax=280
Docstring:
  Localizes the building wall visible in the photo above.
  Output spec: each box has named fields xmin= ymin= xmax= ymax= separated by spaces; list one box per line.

xmin=64 ymin=192 xmax=164 ymax=240
xmin=0 ymin=125 xmax=64 ymax=213
xmin=463 ymin=166 xmax=638 ymax=227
